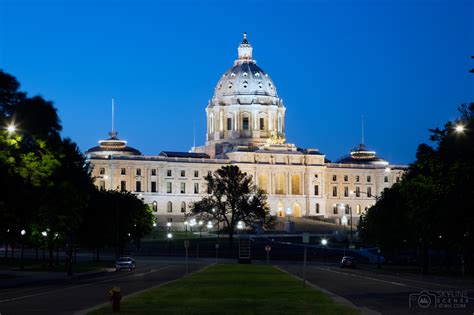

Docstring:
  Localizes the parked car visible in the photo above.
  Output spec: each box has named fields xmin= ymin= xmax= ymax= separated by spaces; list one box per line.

xmin=115 ymin=257 xmax=136 ymax=271
xmin=340 ymin=256 xmax=356 ymax=268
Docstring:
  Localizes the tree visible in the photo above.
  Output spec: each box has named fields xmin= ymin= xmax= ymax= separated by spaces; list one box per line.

xmin=190 ymin=165 xmax=274 ymax=245
xmin=359 ymin=103 xmax=474 ymax=274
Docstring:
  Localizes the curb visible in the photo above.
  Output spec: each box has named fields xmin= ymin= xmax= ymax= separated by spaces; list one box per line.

xmin=274 ymin=266 xmax=380 ymax=315
xmin=74 ymin=263 xmax=214 ymax=315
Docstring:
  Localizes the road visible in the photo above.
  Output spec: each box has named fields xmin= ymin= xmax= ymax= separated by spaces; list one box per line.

xmin=0 ymin=259 xmax=209 ymax=315
xmin=279 ymin=263 xmax=474 ymax=315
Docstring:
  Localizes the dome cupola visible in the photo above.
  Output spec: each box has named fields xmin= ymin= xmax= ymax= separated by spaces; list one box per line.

xmin=205 ymin=33 xmax=286 ymax=148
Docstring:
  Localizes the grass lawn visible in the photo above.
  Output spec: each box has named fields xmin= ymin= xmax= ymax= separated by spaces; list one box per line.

xmin=89 ymin=264 xmax=360 ymax=315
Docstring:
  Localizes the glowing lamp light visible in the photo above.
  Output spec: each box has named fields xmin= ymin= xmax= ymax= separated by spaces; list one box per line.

xmin=455 ymin=125 xmax=465 ymax=133
xmin=6 ymin=124 xmax=16 ymax=133
xmin=20 ymin=229 xmax=26 ymax=236
xmin=166 ymin=222 xmax=172 ymax=227
xmin=199 ymin=220 xmax=204 ymax=226
xmin=237 ymin=221 xmax=244 ymax=230
xmin=41 ymin=231 xmax=47 ymax=237
xmin=167 ymin=233 xmax=173 ymax=239
xmin=153 ymin=223 xmax=157 ymax=227
xmin=321 ymin=239 xmax=328 ymax=246
xmin=206 ymin=221 xmax=213 ymax=229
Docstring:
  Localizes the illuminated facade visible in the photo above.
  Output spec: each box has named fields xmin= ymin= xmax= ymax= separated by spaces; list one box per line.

xmin=86 ymin=34 xmax=406 ymax=226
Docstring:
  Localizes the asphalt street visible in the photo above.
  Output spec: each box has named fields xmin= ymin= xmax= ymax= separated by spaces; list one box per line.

xmin=279 ymin=263 xmax=474 ymax=315
xmin=0 ymin=259 xmax=209 ymax=315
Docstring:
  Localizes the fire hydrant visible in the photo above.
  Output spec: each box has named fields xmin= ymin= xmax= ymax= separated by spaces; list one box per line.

xmin=108 ymin=286 xmax=122 ymax=313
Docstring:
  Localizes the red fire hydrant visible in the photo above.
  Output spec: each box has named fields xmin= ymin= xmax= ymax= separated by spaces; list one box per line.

xmin=108 ymin=286 xmax=122 ymax=313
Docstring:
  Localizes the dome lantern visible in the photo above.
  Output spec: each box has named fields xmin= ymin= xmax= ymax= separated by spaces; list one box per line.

xmin=238 ymin=32 xmax=253 ymax=62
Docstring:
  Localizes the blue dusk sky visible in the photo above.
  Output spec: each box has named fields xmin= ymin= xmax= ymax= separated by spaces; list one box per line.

xmin=1 ymin=0 xmax=473 ymax=164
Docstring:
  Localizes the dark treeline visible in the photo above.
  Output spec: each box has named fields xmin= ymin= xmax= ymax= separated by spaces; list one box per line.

xmin=0 ymin=70 xmax=153 ymax=272
xmin=359 ymin=103 xmax=474 ymax=274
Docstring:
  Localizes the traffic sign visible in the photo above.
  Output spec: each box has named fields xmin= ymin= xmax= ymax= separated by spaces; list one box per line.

xmin=265 ymin=245 xmax=271 ymax=252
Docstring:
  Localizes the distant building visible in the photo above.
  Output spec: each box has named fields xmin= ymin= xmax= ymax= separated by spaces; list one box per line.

xmin=86 ymin=34 xmax=406 ymax=226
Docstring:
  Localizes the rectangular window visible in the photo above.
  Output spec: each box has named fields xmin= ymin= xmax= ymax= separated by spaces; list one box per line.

xmin=332 ymin=186 xmax=337 ymax=197
xmin=367 ymin=176 xmax=371 ymax=183
xmin=243 ymin=117 xmax=249 ymax=130
xmin=180 ymin=182 xmax=186 ymax=194
xmin=356 ymin=175 xmax=360 ymax=182
xmin=384 ymin=176 xmax=388 ymax=183
xmin=120 ymin=181 xmax=126 ymax=192
xmin=345 ymin=206 xmax=350 ymax=215
xmin=259 ymin=117 xmax=264 ymax=130
xmin=151 ymin=169 xmax=156 ymax=176
xmin=314 ymin=185 xmax=319 ymax=196
xmin=344 ymin=187 xmax=349 ymax=197
xmin=194 ymin=183 xmax=199 ymax=194
xmin=151 ymin=181 xmax=157 ymax=192
xmin=166 ymin=170 xmax=172 ymax=177
xmin=136 ymin=181 xmax=141 ymax=192
xmin=367 ymin=187 xmax=372 ymax=198
xmin=181 ymin=202 xmax=186 ymax=213
xmin=166 ymin=182 xmax=172 ymax=193
xmin=194 ymin=170 xmax=199 ymax=178
xmin=355 ymin=187 xmax=360 ymax=197
xmin=316 ymin=203 xmax=320 ymax=214
xmin=227 ymin=117 xmax=232 ymax=130
xmin=99 ymin=180 xmax=105 ymax=191
xmin=181 ymin=170 xmax=185 ymax=177
xmin=136 ymin=169 xmax=141 ymax=176
xmin=332 ymin=175 xmax=337 ymax=181
xmin=121 ymin=168 xmax=126 ymax=175
xmin=167 ymin=217 xmax=173 ymax=222
xmin=167 ymin=202 xmax=172 ymax=213
xmin=333 ymin=205 xmax=338 ymax=215
xmin=344 ymin=175 xmax=348 ymax=182
xmin=152 ymin=202 xmax=157 ymax=212
xmin=99 ymin=167 xmax=105 ymax=175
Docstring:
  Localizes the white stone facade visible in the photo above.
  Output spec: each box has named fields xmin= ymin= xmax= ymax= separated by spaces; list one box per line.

xmin=86 ymin=34 xmax=406 ymax=227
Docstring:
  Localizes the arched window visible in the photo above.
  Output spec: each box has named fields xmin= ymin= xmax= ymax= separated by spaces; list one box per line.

xmin=258 ymin=173 xmax=268 ymax=193
xmin=167 ymin=201 xmax=173 ymax=213
xmin=291 ymin=174 xmax=301 ymax=195
xmin=181 ymin=201 xmax=186 ymax=213
xmin=275 ymin=173 xmax=286 ymax=195
xmin=242 ymin=116 xmax=249 ymax=130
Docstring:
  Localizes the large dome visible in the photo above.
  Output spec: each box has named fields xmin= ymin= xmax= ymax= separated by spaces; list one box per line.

xmin=209 ymin=33 xmax=282 ymax=107
xmin=214 ymin=62 xmax=278 ymax=98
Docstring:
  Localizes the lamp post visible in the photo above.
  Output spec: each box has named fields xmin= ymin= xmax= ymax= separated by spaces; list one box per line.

xmin=321 ymin=238 xmax=328 ymax=262
xmin=198 ymin=220 xmax=204 ymax=239
xmin=184 ymin=220 xmax=188 ymax=238
xmin=20 ymin=229 xmax=26 ymax=270
xmin=286 ymin=207 xmax=292 ymax=222
xmin=212 ymin=208 xmax=219 ymax=239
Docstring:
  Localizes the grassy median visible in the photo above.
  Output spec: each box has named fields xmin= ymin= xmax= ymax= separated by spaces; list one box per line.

xmin=89 ymin=264 xmax=359 ymax=315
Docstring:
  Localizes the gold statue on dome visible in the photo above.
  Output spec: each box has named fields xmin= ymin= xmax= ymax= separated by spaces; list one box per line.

xmin=267 ymin=131 xmax=286 ymax=145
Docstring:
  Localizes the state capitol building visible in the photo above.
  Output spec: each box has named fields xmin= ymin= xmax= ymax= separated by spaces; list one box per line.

xmin=86 ymin=34 xmax=406 ymax=227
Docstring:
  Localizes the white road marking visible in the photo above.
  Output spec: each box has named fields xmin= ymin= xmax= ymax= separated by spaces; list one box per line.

xmin=0 ymin=265 xmax=173 ymax=304
xmin=316 ymin=267 xmax=423 ymax=289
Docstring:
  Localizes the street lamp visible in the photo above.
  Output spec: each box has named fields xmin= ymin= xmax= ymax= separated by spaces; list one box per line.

xmin=20 ymin=229 xmax=26 ymax=270
xmin=455 ymin=124 xmax=465 ymax=133
xmin=237 ymin=221 xmax=244 ymax=230
xmin=167 ymin=233 xmax=173 ymax=239
xmin=286 ymin=207 xmax=292 ymax=222
xmin=184 ymin=220 xmax=188 ymax=238
xmin=321 ymin=238 xmax=328 ymax=246
xmin=198 ymin=220 xmax=203 ymax=238
xmin=6 ymin=124 xmax=16 ymax=133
